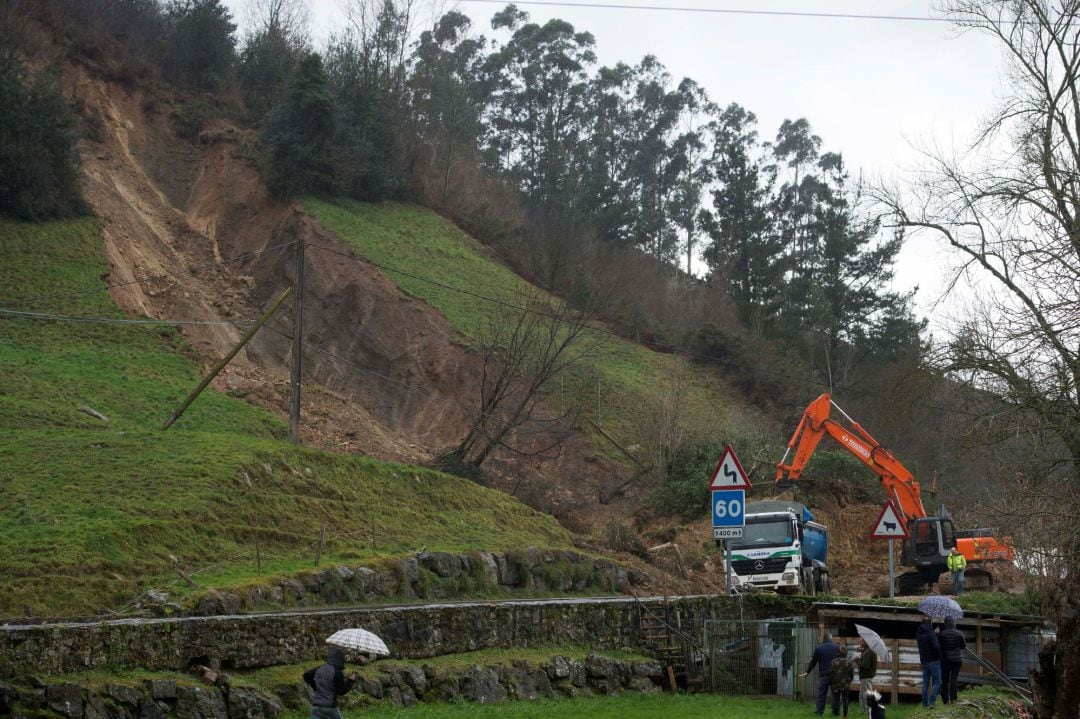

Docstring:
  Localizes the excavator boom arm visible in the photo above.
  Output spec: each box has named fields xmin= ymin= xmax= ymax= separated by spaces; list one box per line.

xmin=776 ymin=393 xmax=928 ymax=521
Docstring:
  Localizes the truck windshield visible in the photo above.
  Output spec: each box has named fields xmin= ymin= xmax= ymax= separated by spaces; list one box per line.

xmin=729 ymin=518 xmax=794 ymax=549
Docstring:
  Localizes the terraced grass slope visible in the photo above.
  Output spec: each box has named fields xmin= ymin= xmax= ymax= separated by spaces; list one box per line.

xmin=0 ymin=218 xmax=573 ymax=618
xmin=303 ymin=200 xmax=773 ymax=456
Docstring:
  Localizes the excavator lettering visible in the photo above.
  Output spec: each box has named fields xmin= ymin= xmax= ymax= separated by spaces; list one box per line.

xmin=775 ymin=393 xmax=1014 ymax=595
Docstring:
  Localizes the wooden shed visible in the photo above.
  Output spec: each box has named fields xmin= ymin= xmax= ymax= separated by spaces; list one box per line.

xmin=801 ymin=601 xmax=1048 ymax=704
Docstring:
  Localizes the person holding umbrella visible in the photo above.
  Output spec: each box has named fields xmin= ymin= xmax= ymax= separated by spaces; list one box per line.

xmin=916 ymin=615 xmax=942 ymax=708
xmin=939 ymin=617 xmax=967 ymax=704
xmin=854 ymin=624 xmax=889 ymax=714
xmin=303 ymin=645 xmax=358 ymax=719
xmin=856 ymin=637 xmax=878 ymax=713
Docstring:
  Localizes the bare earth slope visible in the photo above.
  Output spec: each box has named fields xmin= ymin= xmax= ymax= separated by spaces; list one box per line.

xmin=55 ymin=50 xmax=632 ymax=533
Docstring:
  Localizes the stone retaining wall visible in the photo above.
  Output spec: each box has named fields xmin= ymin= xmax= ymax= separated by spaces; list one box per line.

xmin=0 ymin=594 xmax=814 ymax=679
xmin=0 ymin=653 xmax=666 ymax=719
xmin=183 ymin=550 xmax=644 ymax=617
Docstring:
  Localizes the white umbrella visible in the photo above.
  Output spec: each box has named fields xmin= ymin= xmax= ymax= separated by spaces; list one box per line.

xmin=855 ymin=624 xmax=890 ymax=664
xmin=326 ymin=628 xmax=390 ymax=656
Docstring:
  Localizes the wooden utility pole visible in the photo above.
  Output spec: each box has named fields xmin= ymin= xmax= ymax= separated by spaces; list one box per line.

xmin=314 ymin=522 xmax=325 ymax=567
xmin=162 ymin=286 xmax=292 ymax=430
xmin=289 ymin=237 xmax=305 ymax=444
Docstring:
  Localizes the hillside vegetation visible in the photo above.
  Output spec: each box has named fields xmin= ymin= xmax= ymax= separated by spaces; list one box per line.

xmin=0 ymin=217 xmax=572 ymax=618
xmin=305 ymin=199 xmax=774 ymax=472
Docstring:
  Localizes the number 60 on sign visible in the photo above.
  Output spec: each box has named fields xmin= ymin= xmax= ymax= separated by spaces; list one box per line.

xmin=712 ymin=490 xmax=744 ymax=528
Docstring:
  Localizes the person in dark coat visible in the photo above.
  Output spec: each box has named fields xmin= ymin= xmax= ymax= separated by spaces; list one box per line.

xmin=303 ymin=646 xmax=357 ymax=719
xmin=827 ymin=645 xmax=855 ymax=717
xmin=916 ymin=616 xmax=942 ymax=707
xmin=800 ymin=631 xmax=841 ymax=716
xmin=856 ymin=637 xmax=878 ymax=714
xmin=938 ymin=617 xmax=966 ymax=704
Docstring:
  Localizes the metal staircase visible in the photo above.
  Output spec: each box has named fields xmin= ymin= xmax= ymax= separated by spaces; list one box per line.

xmin=635 ymin=595 xmax=707 ymax=692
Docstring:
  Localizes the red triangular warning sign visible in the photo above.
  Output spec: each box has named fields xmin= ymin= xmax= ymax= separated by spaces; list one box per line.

xmin=708 ymin=445 xmax=752 ymax=490
xmin=870 ymin=500 xmax=909 ymax=539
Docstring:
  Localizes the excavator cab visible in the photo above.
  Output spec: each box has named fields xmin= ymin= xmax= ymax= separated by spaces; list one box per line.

xmin=901 ymin=516 xmax=957 ymax=588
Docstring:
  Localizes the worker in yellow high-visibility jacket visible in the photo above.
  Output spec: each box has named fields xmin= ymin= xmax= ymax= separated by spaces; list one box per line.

xmin=947 ymin=548 xmax=967 ymax=596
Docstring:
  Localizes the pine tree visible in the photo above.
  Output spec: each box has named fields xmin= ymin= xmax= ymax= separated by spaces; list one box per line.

xmin=261 ymin=53 xmax=337 ymax=198
xmin=0 ymin=50 xmax=83 ymax=220
xmin=163 ymin=0 xmax=237 ymax=90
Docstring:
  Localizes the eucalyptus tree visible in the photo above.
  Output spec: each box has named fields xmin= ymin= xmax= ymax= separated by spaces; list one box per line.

xmin=409 ymin=10 xmax=487 ymax=203
xmin=773 ymin=117 xmax=822 ymax=280
xmin=700 ymin=103 xmax=783 ymax=335
xmin=669 ymin=77 xmax=715 ymax=276
xmin=579 ymin=61 xmax=637 ymax=247
xmin=481 ymin=5 xmax=596 ymax=215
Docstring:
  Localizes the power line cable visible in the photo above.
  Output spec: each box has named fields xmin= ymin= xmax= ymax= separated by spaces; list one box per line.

xmin=0 ymin=308 xmax=255 ymax=327
xmin=305 ymin=243 xmax=825 ymax=388
xmin=0 ymin=240 xmax=297 ymax=308
xmin=459 ymin=0 xmax=955 ymax=23
xmin=303 ymin=243 xmax=974 ymax=417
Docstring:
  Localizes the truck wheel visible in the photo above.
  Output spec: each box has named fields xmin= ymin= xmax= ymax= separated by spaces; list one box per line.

xmin=815 ymin=571 xmax=830 ymax=595
xmin=802 ymin=567 xmax=816 ymax=597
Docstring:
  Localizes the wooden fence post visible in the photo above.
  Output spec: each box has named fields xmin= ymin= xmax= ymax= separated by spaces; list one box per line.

xmin=891 ymin=638 xmax=900 ymax=705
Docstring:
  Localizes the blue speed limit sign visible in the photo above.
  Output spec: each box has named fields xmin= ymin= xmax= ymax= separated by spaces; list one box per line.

xmin=712 ymin=490 xmax=745 ymax=528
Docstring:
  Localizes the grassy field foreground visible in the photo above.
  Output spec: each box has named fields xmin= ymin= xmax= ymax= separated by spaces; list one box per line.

xmin=317 ymin=693 xmax=927 ymax=719
xmin=0 ymin=217 xmax=573 ymax=618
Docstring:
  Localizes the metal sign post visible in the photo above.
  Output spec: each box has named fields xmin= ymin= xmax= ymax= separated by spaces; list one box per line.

xmin=869 ymin=500 xmax=909 ymax=599
xmin=888 ymin=539 xmax=895 ymax=599
xmin=726 ymin=539 xmax=734 ymax=595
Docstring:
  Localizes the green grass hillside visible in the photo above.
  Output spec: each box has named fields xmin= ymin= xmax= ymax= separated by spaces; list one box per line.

xmin=303 ymin=200 xmax=773 ymax=458
xmin=0 ymin=217 xmax=572 ymax=618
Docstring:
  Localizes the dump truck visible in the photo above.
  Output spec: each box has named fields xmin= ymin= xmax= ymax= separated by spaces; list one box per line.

xmin=723 ymin=499 xmax=830 ymax=595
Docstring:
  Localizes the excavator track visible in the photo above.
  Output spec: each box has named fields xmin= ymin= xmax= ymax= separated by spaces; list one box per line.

xmin=940 ymin=567 xmax=994 ymax=594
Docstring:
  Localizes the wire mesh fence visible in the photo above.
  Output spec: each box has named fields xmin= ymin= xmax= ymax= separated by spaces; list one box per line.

xmin=705 ymin=618 xmax=811 ymax=697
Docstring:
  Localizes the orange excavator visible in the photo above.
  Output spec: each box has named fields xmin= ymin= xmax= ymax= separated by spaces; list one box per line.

xmin=775 ymin=393 xmax=1014 ymax=594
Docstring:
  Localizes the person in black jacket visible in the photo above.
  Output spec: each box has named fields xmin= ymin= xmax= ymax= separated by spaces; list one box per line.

xmin=303 ymin=646 xmax=357 ymax=719
xmin=938 ymin=617 xmax=966 ymax=704
xmin=856 ymin=638 xmax=878 ymax=714
xmin=800 ymin=631 xmax=841 ymax=716
xmin=916 ymin=616 xmax=942 ymax=707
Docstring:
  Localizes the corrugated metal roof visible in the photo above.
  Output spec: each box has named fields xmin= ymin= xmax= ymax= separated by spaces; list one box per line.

xmin=806 ymin=600 xmax=1047 ymax=625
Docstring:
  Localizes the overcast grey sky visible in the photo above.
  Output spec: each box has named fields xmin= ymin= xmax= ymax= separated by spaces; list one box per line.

xmin=224 ymin=0 xmax=1009 ymax=326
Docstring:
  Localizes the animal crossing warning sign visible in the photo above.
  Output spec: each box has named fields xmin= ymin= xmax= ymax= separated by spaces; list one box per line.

xmin=870 ymin=500 xmax=909 ymax=539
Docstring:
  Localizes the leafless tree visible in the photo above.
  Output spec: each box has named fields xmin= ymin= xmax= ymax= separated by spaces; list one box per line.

xmin=875 ymin=2 xmax=1080 ymax=715
xmin=629 ymin=357 xmax=707 ymax=485
xmin=241 ymin=0 xmax=309 ymax=43
xmin=344 ymin=0 xmax=419 ymax=82
xmin=448 ymin=290 xmax=604 ymax=470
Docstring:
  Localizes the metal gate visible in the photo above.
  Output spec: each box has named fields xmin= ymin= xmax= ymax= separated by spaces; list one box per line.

xmin=704 ymin=618 xmax=808 ymax=697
